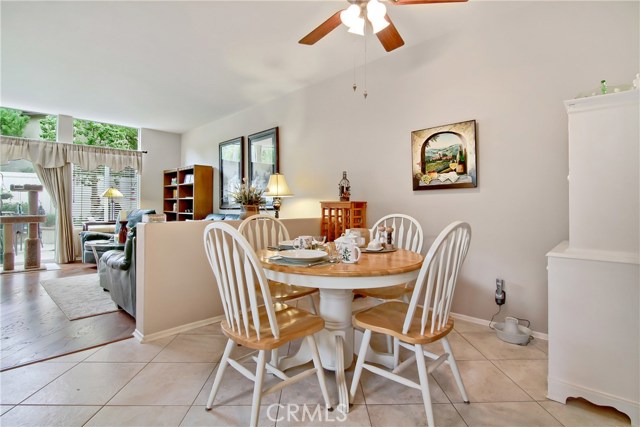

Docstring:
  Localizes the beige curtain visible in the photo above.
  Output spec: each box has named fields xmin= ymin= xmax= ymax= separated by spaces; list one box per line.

xmin=1 ymin=136 xmax=143 ymax=264
xmin=34 ymin=164 xmax=75 ymax=263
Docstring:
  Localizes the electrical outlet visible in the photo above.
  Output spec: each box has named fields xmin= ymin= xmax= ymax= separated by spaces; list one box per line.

xmin=495 ymin=278 xmax=506 ymax=305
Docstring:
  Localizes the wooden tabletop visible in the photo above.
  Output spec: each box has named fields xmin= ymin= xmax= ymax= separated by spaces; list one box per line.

xmin=258 ymin=248 xmax=424 ymax=278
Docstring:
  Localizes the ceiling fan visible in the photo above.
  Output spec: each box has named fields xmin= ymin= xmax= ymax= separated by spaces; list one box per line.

xmin=299 ymin=0 xmax=468 ymax=53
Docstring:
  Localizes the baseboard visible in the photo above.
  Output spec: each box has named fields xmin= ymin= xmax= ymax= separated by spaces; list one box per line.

xmin=133 ymin=315 xmax=225 ymax=343
xmin=548 ymin=377 xmax=638 ymax=425
xmin=450 ymin=311 xmax=548 ymax=340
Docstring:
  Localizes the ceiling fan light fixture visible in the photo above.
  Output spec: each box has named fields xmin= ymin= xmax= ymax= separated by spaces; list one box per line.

xmin=340 ymin=4 xmax=361 ymax=28
xmin=367 ymin=0 xmax=387 ymax=20
xmin=347 ymin=16 xmax=365 ymax=36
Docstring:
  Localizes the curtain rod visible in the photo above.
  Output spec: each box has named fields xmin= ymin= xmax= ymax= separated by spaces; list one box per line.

xmin=1 ymin=136 xmax=148 ymax=153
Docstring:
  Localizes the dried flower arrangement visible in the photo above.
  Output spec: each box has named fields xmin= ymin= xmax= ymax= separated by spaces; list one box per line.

xmin=230 ymin=178 xmax=265 ymax=205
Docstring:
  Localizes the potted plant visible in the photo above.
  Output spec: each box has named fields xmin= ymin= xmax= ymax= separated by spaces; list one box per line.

xmin=230 ymin=178 xmax=265 ymax=220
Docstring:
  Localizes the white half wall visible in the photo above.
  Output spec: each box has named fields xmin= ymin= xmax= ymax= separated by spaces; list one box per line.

xmin=180 ymin=1 xmax=639 ymax=332
xmin=139 ymin=128 xmax=182 ymax=211
xmin=135 ymin=218 xmax=322 ymax=338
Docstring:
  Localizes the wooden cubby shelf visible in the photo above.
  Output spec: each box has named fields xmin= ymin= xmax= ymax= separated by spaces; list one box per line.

xmin=162 ymin=165 xmax=213 ymax=221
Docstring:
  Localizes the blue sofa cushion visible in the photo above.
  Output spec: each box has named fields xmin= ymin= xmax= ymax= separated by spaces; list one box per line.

xmin=203 ymin=213 xmax=240 ymax=221
xmin=204 ymin=213 xmax=226 ymax=221
xmin=103 ymin=228 xmax=135 ymax=270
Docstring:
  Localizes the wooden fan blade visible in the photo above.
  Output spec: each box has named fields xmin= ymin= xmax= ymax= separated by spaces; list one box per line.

xmin=299 ymin=10 xmax=344 ymax=45
xmin=376 ymin=15 xmax=405 ymax=52
xmin=393 ymin=0 xmax=467 ymax=5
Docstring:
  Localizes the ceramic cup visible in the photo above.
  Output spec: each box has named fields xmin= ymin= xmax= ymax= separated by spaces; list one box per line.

xmin=367 ymin=240 xmax=383 ymax=251
xmin=337 ymin=241 xmax=362 ymax=263
xmin=293 ymin=235 xmax=313 ymax=250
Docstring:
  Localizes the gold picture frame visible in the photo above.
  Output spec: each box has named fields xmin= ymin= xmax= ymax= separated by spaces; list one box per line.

xmin=411 ymin=120 xmax=477 ymax=190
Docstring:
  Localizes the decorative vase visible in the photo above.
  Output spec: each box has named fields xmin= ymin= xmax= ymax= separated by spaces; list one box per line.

xmin=239 ymin=204 xmax=260 ymax=220
xmin=338 ymin=171 xmax=351 ymax=201
xmin=118 ymin=220 xmax=128 ymax=244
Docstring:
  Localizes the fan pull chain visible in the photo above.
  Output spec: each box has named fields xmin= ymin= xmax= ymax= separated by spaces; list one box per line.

xmin=351 ymin=36 xmax=358 ymax=92
xmin=352 ymin=42 xmax=357 ymax=92
xmin=363 ymin=34 xmax=368 ymax=99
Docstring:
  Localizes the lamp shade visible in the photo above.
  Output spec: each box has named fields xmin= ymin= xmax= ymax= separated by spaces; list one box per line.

xmin=101 ymin=187 xmax=123 ymax=199
xmin=264 ymin=174 xmax=293 ymax=197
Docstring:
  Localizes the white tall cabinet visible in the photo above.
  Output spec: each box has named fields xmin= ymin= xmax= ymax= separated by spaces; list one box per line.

xmin=547 ymin=90 xmax=639 ymax=426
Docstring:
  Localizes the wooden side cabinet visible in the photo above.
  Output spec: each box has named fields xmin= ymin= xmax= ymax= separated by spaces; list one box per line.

xmin=163 ymin=165 xmax=213 ymax=221
xmin=320 ymin=201 xmax=367 ymax=241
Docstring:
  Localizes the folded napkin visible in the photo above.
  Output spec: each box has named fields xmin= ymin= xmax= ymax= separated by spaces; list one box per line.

xmin=268 ymin=257 xmax=329 ymax=267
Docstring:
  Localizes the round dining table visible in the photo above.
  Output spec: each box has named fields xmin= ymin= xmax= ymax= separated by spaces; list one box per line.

xmin=258 ymin=247 xmax=424 ymax=413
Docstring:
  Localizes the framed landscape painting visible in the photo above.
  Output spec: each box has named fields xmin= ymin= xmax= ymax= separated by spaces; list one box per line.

xmin=248 ymin=127 xmax=279 ymax=192
xmin=411 ymin=120 xmax=477 ymax=191
xmin=219 ymin=136 xmax=244 ymax=209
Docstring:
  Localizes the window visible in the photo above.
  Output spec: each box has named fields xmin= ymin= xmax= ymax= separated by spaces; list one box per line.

xmin=71 ymin=119 xmax=140 ymax=226
xmin=72 ymin=165 xmax=139 ymax=226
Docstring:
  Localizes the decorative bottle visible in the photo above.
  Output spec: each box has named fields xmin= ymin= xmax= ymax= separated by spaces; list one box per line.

xmin=338 ymin=171 xmax=351 ymax=202
xmin=601 ymin=80 xmax=607 ymax=95
xmin=456 ymin=148 xmax=466 ymax=175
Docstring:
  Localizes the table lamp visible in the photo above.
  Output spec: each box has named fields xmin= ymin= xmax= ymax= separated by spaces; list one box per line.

xmin=264 ymin=173 xmax=293 ymax=218
xmin=101 ymin=187 xmax=123 ymax=221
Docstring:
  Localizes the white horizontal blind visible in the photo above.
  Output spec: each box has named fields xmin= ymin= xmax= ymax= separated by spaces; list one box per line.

xmin=72 ymin=165 xmax=139 ymax=227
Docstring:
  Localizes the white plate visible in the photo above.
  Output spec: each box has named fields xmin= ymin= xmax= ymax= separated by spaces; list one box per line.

xmin=279 ymin=240 xmax=295 ymax=247
xmin=279 ymin=249 xmax=327 ymax=263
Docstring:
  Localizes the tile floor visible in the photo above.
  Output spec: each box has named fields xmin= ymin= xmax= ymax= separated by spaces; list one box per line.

xmin=0 ymin=318 xmax=631 ymax=427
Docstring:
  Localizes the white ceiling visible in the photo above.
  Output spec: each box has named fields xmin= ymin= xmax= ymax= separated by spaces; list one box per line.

xmin=2 ymin=0 xmax=509 ymax=134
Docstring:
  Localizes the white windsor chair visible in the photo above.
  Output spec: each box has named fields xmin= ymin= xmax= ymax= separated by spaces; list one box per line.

xmin=359 ymin=213 xmax=424 ymax=301
xmin=238 ymin=214 xmax=318 ymax=313
xmin=203 ymin=222 xmax=332 ymax=427
xmin=356 ymin=214 xmax=424 ymax=354
xmin=349 ymin=221 xmax=471 ymax=427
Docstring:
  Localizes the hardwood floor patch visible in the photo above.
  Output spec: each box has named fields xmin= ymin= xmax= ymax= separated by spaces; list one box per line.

xmin=1 ymin=263 xmax=135 ymax=371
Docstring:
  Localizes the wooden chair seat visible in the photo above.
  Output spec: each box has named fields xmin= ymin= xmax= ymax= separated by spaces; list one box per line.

xmin=267 ymin=281 xmax=318 ymax=301
xmin=354 ymin=301 xmax=453 ymax=345
xmin=354 ymin=284 xmax=413 ymax=300
xmin=222 ymin=303 xmax=324 ymax=350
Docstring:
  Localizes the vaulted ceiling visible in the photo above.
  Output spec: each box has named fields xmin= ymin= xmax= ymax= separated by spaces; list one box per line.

xmin=2 ymin=1 xmax=513 ymax=133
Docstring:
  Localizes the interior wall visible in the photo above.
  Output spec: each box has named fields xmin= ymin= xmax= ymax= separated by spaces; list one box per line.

xmin=139 ymin=128 xmax=182 ymax=211
xmin=180 ymin=1 xmax=639 ymax=333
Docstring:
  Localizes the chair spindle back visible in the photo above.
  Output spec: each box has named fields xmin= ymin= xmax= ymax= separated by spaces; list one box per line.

xmin=370 ymin=214 xmax=424 ymax=253
xmin=404 ymin=221 xmax=471 ymax=336
xmin=203 ymin=222 xmax=279 ymax=340
xmin=238 ymin=214 xmax=290 ymax=251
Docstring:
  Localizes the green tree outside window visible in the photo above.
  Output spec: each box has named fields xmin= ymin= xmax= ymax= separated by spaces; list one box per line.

xmin=0 ymin=108 xmax=30 ymax=137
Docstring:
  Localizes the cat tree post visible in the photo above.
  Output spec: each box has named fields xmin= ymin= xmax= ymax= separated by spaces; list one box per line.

xmin=0 ymin=184 xmax=46 ymax=273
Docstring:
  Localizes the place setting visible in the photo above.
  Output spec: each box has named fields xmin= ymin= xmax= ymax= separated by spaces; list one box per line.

xmin=268 ymin=235 xmax=336 ymax=267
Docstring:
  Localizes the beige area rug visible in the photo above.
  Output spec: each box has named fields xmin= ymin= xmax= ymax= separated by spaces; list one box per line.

xmin=41 ymin=274 xmax=120 ymax=320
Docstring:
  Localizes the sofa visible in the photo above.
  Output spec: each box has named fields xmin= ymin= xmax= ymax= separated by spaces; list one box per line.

xmin=80 ymin=209 xmax=155 ymax=263
xmin=99 ymin=228 xmax=136 ymax=317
